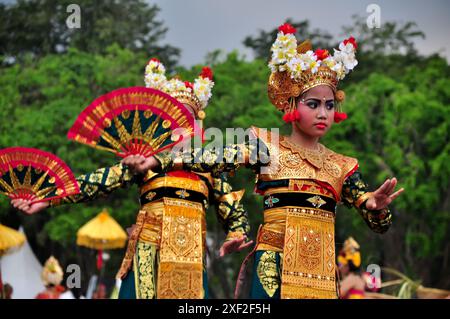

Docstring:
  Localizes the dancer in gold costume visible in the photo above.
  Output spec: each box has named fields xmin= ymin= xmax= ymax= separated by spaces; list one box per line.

xmin=11 ymin=59 xmax=251 ymax=299
xmin=144 ymin=23 xmax=403 ymax=299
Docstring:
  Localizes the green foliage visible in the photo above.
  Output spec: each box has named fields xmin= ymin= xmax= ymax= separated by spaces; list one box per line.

xmin=0 ymin=0 xmax=180 ymax=67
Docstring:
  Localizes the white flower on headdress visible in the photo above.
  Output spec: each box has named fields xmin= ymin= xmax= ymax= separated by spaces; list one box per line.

xmin=322 ymin=56 xmax=336 ymax=69
xmin=145 ymin=60 xmax=166 ymax=75
xmin=268 ymin=60 xmax=278 ymax=73
xmin=298 ymin=50 xmax=321 ymax=74
xmin=270 ymin=32 xmax=297 ymax=70
xmin=276 ymin=33 xmax=297 ymax=47
xmin=165 ymin=78 xmax=187 ymax=93
xmin=331 ymin=62 xmax=346 ymax=80
xmin=286 ymin=56 xmax=304 ymax=78
xmin=194 ymin=77 xmax=214 ymax=106
xmin=271 ymin=47 xmax=296 ymax=66
xmin=339 ymin=41 xmax=356 ymax=54
xmin=144 ymin=72 xmax=167 ymax=90
xmin=333 ymin=48 xmax=358 ymax=74
xmin=309 ymin=60 xmax=321 ymax=74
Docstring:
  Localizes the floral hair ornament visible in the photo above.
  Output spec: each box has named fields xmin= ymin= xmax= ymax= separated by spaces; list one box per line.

xmin=268 ymin=23 xmax=358 ymax=123
xmin=144 ymin=59 xmax=214 ymax=120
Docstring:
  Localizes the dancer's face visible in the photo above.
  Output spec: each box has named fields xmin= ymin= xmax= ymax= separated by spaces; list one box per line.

xmin=294 ymin=85 xmax=335 ymax=138
xmin=175 ymin=103 xmax=199 ymax=149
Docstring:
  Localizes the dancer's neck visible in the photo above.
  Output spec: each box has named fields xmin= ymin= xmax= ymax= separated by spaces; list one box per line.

xmin=289 ymin=125 xmax=320 ymax=150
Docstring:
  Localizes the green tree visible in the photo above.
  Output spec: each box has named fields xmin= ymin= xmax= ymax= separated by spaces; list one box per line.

xmin=0 ymin=45 xmax=148 ymax=294
xmin=327 ymin=56 xmax=450 ymax=289
xmin=0 ymin=0 xmax=180 ymax=67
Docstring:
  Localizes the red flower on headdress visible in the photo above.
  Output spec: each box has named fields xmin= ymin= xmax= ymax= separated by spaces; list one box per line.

xmin=200 ymin=67 xmax=213 ymax=80
xmin=184 ymin=81 xmax=194 ymax=90
xmin=343 ymin=36 xmax=358 ymax=50
xmin=278 ymin=23 xmax=296 ymax=35
xmin=314 ymin=49 xmax=329 ymax=61
xmin=149 ymin=58 xmax=160 ymax=64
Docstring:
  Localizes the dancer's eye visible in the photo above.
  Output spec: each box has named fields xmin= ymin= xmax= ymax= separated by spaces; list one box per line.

xmin=307 ymin=101 xmax=318 ymax=109
xmin=326 ymin=102 xmax=335 ymax=110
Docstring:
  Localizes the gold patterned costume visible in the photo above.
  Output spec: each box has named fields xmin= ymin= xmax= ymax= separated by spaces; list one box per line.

xmin=50 ymin=58 xmax=248 ymax=299
xmin=155 ymin=125 xmax=392 ymax=299
xmin=50 ymin=164 xmax=249 ymax=299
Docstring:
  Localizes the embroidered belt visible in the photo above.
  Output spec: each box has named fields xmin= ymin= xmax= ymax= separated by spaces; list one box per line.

xmin=140 ymin=186 xmax=208 ymax=207
xmin=263 ymin=192 xmax=336 ymax=213
xmin=257 ymin=227 xmax=284 ymax=250
xmin=140 ymin=176 xmax=209 ymax=198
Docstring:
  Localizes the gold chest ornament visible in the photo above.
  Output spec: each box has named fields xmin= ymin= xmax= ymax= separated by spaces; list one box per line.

xmin=252 ymin=126 xmax=358 ymax=201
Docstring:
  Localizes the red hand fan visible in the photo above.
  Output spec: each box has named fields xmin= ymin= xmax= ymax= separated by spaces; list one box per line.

xmin=0 ymin=147 xmax=80 ymax=203
xmin=67 ymin=87 xmax=201 ymax=158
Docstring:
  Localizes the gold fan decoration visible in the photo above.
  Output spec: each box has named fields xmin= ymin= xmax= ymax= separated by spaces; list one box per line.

xmin=0 ymin=147 xmax=80 ymax=203
xmin=67 ymin=87 xmax=201 ymax=158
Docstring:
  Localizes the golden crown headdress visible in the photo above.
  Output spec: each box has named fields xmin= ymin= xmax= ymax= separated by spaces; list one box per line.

xmin=267 ymin=23 xmax=358 ymax=113
xmin=41 ymin=256 xmax=64 ymax=286
xmin=144 ymin=58 xmax=214 ymax=120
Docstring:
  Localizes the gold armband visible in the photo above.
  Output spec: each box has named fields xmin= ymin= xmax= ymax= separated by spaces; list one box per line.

xmin=355 ymin=192 xmax=374 ymax=208
xmin=219 ymin=189 xmax=245 ymax=206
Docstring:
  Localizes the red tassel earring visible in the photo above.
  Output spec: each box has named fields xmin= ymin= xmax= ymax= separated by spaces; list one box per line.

xmin=334 ymin=90 xmax=347 ymax=123
xmin=334 ymin=112 xmax=348 ymax=123
xmin=283 ymin=110 xmax=301 ymax=123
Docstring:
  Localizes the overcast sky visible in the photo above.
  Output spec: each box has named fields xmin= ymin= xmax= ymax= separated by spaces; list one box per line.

xmin=151 ymin=0 xmax=450 ymax=67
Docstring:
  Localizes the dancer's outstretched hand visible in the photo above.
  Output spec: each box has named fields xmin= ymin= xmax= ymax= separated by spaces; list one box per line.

xmin=121 ymin=155 xmax=159 ymax=175
xmin=219 ymin=236 xmax=254 ymax=257
xmin=11 ymin=199 xmax=49 ymax=215
xmin=366 ymin=177 xmax=404 ymax=210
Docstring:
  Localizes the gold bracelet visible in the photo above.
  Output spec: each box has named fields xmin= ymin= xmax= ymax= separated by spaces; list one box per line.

xmin=225 ymin=231 xmax=246 ymax=242
xmin=355 ymin=192 xmax=374 ymax=208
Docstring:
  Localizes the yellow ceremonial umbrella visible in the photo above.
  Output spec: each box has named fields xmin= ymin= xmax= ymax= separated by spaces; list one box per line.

xmin=0 ymin=224 xmax=26 ymax=298
xmin=77 ymin=209 xmax=127 ymax=250
xmin=0 ymin=224 xmax=26 ymax=257
xmin=76 ymin=209 xmax=127 ymax=272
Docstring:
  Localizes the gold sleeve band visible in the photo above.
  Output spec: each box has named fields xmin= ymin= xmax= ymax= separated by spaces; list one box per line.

xmin=355 ymin=192 xmax=374 ymax=208
xmin=225 ymin=231 xmax=246 ymax=242
xmin=219 ymin=189 xmax=245 ymax=206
